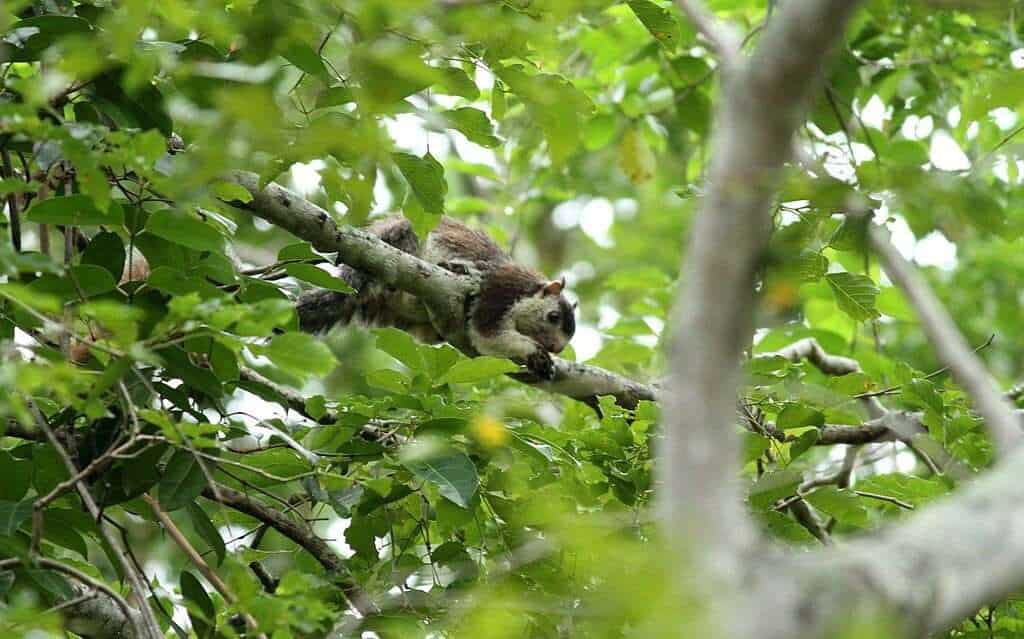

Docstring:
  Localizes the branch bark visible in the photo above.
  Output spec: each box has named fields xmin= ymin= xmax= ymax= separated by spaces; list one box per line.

xmin=869 ymin=224 xmax=1022 ymax=453
xmin=745 ymin=444 xmax=1024 ymax=638
xmin=658 ymin=0 xmax=864 ymax=570
xmin=0 ymin=557 xmax=143 ymax=639
xmin=199 ymin=483 xmax=375 ymax=614
xmin=227 ymin=171 xmax=658 ymax=409
xmin=673 ymin=0 xmax=742 ymax=62
xmin=657 ymin=1 xmax=1024 ymax=637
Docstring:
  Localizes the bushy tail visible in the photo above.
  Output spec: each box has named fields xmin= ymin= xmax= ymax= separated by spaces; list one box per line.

xmin=296 ymin=216 xmax=420 ymax=334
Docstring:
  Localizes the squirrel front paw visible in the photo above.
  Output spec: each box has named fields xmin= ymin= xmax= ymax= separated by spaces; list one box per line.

xmin=526 ymin=349 xmax=556 ymax=380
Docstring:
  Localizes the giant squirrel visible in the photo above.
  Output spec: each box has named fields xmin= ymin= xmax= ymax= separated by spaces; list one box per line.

xmin=298 ymin=216 xmax=576 ymax=380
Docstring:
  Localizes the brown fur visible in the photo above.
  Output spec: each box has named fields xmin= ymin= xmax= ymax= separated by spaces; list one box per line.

xmin=472 ymin=264 xmax=546 ymax=337
xmin=430 ymin=216 xmax=507 ymax=268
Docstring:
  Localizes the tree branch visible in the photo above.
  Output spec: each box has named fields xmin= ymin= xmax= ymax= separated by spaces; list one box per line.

xmin=28 ymin=404 xmax=163 ymax=639
xmin=143 ymin=494 xmax=265 ymax=637
xmin=226 ymin=171 xmax=658 ymax=410
xmin=673 ymin=0 xmax=742 ymax=63
xmin=747 ymin=443 xmax=1024 ymax=638
xmin=869 ymin=223 xmax=1022 ymax=453
xmin=199 ymin=483 xmax=374 ymax=614
xmin=0 ymin=557 xmax=143 ymax=639
xmin=659 ymin=0 xmax=864 ymax=572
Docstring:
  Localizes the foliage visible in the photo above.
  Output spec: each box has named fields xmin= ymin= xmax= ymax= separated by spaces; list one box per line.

xmin=1 ymin=0 xmax=1024 ymax=637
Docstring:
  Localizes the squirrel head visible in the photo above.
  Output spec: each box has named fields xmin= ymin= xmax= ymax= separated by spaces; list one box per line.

xmin=511 ymin=276 xmax=576 ymax=354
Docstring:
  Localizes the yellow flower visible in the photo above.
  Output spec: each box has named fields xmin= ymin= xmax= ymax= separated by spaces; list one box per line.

xmin=471 ymin=415 xmax=509 ymax=448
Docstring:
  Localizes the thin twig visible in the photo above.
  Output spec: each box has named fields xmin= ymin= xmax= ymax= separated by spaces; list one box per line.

xmin=854 ymin=490 xmax=914 ymax=511
xmin=143 ymin=494 xmax=266 ymax=638
xmin=0 ymin=148 xmax=22 ymax=252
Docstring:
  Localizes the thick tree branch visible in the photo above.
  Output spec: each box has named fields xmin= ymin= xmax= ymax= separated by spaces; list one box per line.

xmin=0 ymin=557 xmax=142 ymax=639
xmin=227 ymin=171 xmax=658 ymax=409
xmin=745 ymin=442 xmax=1024 ymax=638
xmin=659 ymin=0 xmax=863 ymax=568
xmin=869 ymin=224 xmax=1022 ymax=453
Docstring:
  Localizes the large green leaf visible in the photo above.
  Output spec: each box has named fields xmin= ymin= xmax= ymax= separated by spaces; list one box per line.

xmin=256 ymin=332 xmax=337 ymax=379
xmin=404 ymin=452 xmax=480 ymax=508
xmin=444 ymin=108 xmax=500 ymax=148
xmin=285 ymin=263 xmax=355 ymax=293
xmin=393 ymin=152 xmax=447 ymax=215
xmin=145 ymin=209 xmax=225 ymax=252
xmin=826 ymin=272 xmax=880 ymax=321
xmin=26 ymin=195 xmax=123 ymax=226
xmin=158 ymin=451 xmax=207 ymax=512
xmin=441 ymin=356 xmax=519 ymax=384
xmin=0 ymin=499 xmax=33 ymax=537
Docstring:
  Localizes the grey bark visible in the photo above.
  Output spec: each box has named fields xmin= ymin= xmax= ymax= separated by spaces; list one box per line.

xmin=659 ymin=0 xmax=864 ymax=569
xmin=661 ymin=2 xmax=1024 ymax=639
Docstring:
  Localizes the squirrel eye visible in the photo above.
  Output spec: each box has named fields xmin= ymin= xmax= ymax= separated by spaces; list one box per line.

xmin=546 ymin=311 xmax=560 ymax=324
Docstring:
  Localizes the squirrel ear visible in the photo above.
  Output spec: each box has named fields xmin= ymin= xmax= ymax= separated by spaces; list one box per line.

xmin=541 ymin=279 xmax=563 ymax=297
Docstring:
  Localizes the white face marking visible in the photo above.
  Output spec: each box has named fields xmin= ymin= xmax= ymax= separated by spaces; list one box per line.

xmin=509 ymin=295 xmax=571 ymax=353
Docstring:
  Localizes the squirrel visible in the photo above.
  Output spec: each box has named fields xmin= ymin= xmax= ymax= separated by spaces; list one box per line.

xmin=297 ymin=216 xmax=576 ymax=380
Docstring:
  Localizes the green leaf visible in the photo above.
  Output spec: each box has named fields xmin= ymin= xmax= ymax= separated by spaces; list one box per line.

xmin=187 ymin=503 xmax=226 ymax=566
xmin=825 ymin=272 xmax=880 ymax=321
xmin=0 ymin=499 xmax=33 ymax=537
xmin=158 ymin=451 xmax=207 ymax=512
xmin=628 ymin=0 xmax=681 ymax=46
xmin=757 ymin=510 xmax=816 ymax=544
xmin=441 ymin=356 xmax=519 ymax=384
xmin=282 ymin=43 xmax=330 ymax=79
xmin=316 ymin=86 xmax=356 ymax=109
xmin=437 ymin=67 xmax=480 ymax=100
xmin=788 ymin=430 xmax=820 ymax=461
xmin=81 ymin=232 xmax=127 ymax=282
xmin=748 ymin=469 xmax=801 ymax=511
xmin=741 ymin=432 xmax=769 ymax=464
xmin=119 ymin=444 xmax=168 ymax=500
xmin=795 ymin=251 xmax=828 ymax=282
xmin=211 ymin=181 xmax=253 ymax=204
xmin=146 ymin=209 xmax=225 ymax=252
xmin=444 ymin=108 xmax=500 ymax=148
xmin=285 ymin=263 xmax=354 ymax=293
xmin=618 ymin=128 xmax=656 ymax=184
xmin=404 ymin=451 xmax=480 ymax=508
xmin=777 ymin=404 xmax=825 ymax=430
xmin=26 ymin=569 xmax=74 ymax=600
xmin=904 ymin=379 xmax=944 ymax=417
xmin=583 ymin=113 xmax=618 ymax=151
xmin=0 ymin=452 xmax=31 ymax=502
xmin=855 ymin=474 xmax=950 ymax=508
xmin=42 ymin=509 xmax=89 ymax=558
xmin=26 ymin=195 xmax=123 ymax=226
xmin=393 ymin=152 xmax=447 ymax=215
xmin=375 ymin=328 xmax=426 ymax=372
xmin=876 ymin=287 xmax=914 ymax=321
xmin=180 ymin=571 xmax=215 ymax=639
xmin=805 ymin=487 xmax=869 ymax=527
xmin=366 ymin=368 xmax=410 ymax=393
xmin=277 ymin=242 xmax=320 ymax=261
xmin=257 ymin=333 xmax=337 ymax=379
xmin=497 ymin=66 xmax=593 ymax=164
